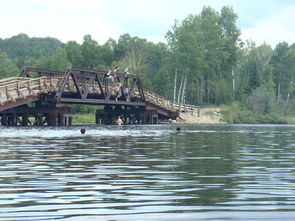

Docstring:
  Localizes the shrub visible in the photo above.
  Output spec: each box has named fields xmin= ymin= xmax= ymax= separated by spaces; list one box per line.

xmin=247 ymin=86 xmax=275 ymax=114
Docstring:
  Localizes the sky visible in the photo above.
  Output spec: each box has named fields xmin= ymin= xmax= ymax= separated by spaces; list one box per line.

xmin=1 ymin=0 xmax=295 ymax=47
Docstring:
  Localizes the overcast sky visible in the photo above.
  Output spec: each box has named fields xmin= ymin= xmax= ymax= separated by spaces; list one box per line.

xmin=1 ymin=0 xmax=295 ymax=47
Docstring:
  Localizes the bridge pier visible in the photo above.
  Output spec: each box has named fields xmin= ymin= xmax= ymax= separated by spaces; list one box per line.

xmin=143 ymin=110 xmax=158 ymax=124
xmin=0 ymin=106 xmax=73 ymax=126
xmin=95 ymin=106 xmax=158 ymax=125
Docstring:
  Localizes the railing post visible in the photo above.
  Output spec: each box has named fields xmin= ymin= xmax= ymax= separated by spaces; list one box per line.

xmin=39 ymin=78 xmax=42 ymax=90
xmin=16 ymin=83 xmax=20 ymax=96
xmin=5 ymin=85 xmax=9 ymax=100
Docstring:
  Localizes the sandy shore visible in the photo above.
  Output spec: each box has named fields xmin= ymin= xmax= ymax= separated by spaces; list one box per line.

xmin=174 ymin=107 xmax=226 ymax=124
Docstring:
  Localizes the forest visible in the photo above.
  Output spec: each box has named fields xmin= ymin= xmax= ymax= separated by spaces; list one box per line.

xmin=1 ymin=6 xmax=295 ymax=123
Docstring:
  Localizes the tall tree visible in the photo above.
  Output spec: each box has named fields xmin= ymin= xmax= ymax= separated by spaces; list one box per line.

xmin=35 ymin=48 xmax=70 ymax=71
xmin=166 ymin=6 xmax=240 ymax=105
xmin=65 ymin=41 xmax=83 ymax=67
xmin=80 ymin=35 xmax=100 ymax=69
xmin=217 ymin=6 xmax=241 ymax=104
xmin=0 ymin=33 xmax=64 ymax=68
xmin=0 ymin=50 xmax=19 ymax=79
xmin=271 ymin=42 xmax=295 ymax=103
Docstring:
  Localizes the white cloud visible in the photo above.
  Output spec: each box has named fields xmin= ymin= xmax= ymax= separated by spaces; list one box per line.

xmin=0 ymin=0 xmax=110 ymax=43
xmin=1 ymin=0 xmax=295 ymax=47
xmin=241 ymin=6 xmax=295 ymax=47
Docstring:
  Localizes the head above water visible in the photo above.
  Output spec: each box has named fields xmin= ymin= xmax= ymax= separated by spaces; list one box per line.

xmin=80 ymin=128 xmax=86 ymax=134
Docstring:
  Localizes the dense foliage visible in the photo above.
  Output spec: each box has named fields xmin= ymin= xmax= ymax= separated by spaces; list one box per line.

xmin=1 ymin=6 xmax=295 ymax=123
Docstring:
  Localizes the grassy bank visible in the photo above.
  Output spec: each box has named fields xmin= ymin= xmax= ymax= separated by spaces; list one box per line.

xmin=220 ymin=103 xmax=291 ymax=124
xmin=281 ymin=117 xmax=295 ymax=124
xmin=70 ymin=103 xmax=295 ymax=125
xmin=72 ymin=113 xmax=96 ymax=124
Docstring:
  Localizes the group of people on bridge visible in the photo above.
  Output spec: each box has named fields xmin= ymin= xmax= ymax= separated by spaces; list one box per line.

xmin=106 ymin=65 xmax=132 ymax=102
xmin=106 ymin=65 xmax=131 ymax=81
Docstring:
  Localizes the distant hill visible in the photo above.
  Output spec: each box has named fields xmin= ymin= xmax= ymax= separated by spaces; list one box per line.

xmin=0 ymin=33 xmax=64 ymax=68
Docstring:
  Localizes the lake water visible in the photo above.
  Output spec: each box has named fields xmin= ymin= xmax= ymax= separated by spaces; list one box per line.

xmin=0 ymin=124 xmax=295 ymax=220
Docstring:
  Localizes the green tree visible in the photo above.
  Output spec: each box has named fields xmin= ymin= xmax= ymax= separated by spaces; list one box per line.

xmin=113 ymin=34 xmax=165 ymax=90
xmin=35 ymin=48 xmax=70 ymax=71
xmin=79 ymin=34 xmax=113 ymax=70
xmin=99 ymin=42 xmax=114 ymax=69
xmin=0 ymin=33 xmax=64 ymax=68
xmin=166 ymin=14 xmax=204 ymax=104
xmin=271 ymin=42 xmax=295 ymax=104
xmin=0 ymin=50 xmax=19 ymax=79
xmin=166 ymin=6 xmax=240 ymax=105
xmin=81 ymin=35 xmax=100 ymax=69
xmin=236 ymin=42 xmax=274 ymax=98
xmin=217 ymin=6 xmax=241 ymax=104
xmin=65 ymin=41 xmax=83 ymax=67
xmin=247 ymin=86 xmax=275 ymax=114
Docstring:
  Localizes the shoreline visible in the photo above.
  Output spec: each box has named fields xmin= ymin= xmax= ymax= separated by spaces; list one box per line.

xmin=174 ymin=107 xmax=226 ymax=124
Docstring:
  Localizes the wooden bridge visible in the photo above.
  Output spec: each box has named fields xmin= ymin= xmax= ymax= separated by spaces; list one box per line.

xmin=0 ymin=67 xmax=198 ymax=126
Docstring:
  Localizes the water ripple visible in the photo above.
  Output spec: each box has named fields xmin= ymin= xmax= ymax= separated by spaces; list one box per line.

xmin=1 ymin=124 xmax=295 ymax=220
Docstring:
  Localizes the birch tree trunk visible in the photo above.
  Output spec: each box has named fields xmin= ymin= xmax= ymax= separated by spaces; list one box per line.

xmin=173 ymin=68 xmax=178 ymax=102
xmin=215 ymin=69 xmax=221 ymax=104
xmin=181 ymin=76 xmax=187 ymax=104
xmin=287 ymin=80 xmax=293 ymax=104
xmin=177 ymin=75 xmax=184 ymax=103
xmin=182 ymin=76 xmax=187 ymax=104
xmin=277 ymin=81 xmax=281 ymax=104
xmin=232 ymin=66 xmax=235 ymax=92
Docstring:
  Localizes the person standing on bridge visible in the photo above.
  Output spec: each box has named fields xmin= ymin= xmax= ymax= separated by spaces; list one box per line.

xmin=113 ymin=66 xmax=119 ymax=78
xmin=114 ymin=82 xmax=122 ymax=101
xmin=124 ymin=88 xmax=130 ymax=102
xmin=107 ymin=66 xmax=119 ymax=82
xmin=124 ymin=65 xmax=132 ymax=85
xmin=107 ymin=68 xmax=115 ymax=82
xmin=124 ymin=65 xmax=131 ymax=77
xmin=107 ymin=68 xmax=112 ymax=76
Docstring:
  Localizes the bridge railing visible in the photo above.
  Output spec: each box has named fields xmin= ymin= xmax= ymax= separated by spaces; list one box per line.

xmin=0 ymin=77 xmax=29 ymax=87
xmin=19 ymin=67 xmax=146 ymax=104
xmin=53 ymin=77 xmax=143 ymax=99
xmin=0 ymin=77 xmax=50 ymax=105
xmin=143 ymin=89 xmax=200 ymax=114
xmin=13 ymin=67 xmax=199 ymax=113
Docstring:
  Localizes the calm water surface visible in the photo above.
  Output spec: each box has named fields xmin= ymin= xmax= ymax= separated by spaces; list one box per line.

xmin=0 ymin=124 xmax=295 ymax=220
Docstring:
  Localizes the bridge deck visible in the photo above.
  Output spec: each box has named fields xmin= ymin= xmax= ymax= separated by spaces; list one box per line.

xmin=0 ymin=77 xmax=50 ymax=111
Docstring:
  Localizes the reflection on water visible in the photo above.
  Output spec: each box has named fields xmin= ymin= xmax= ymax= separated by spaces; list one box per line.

xmin=1 ymin=124 xmax=295 ymax=220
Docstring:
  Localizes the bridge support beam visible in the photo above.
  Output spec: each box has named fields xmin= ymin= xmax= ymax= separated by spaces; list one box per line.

xmin=95 ymin=106 xmax=158 ymax=125
xmin=0 ymin=106 xmax=73 ymax=126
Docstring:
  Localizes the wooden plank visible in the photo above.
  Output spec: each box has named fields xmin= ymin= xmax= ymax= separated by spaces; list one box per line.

xmin=0 ymin=97 xmax=39 ymax=112
xmin=59 ymin=97 xmax=146 ymax=106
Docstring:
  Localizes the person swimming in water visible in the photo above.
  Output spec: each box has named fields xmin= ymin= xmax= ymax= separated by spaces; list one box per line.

xmin=117 ymin=116 xmax=123 ymax=127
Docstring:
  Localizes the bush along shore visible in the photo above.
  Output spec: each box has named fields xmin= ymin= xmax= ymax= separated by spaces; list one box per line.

xmin=174 ymin=104 xmax=295 ymax=125
xmin=71 ymin=103 xmax=295 ymax=125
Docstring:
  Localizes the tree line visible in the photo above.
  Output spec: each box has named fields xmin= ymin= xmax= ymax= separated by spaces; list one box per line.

xmin=1 ymin=6 xmax=295 ymax=122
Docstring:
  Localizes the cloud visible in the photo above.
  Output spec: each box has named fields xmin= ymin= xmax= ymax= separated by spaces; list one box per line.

xmin=0 ymin=0 xmax=109 ymax=43
xmin=240 ymin=5 xmax=295 ymax=47
xmin=1 ymin=0 xmax=295 ymax=47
